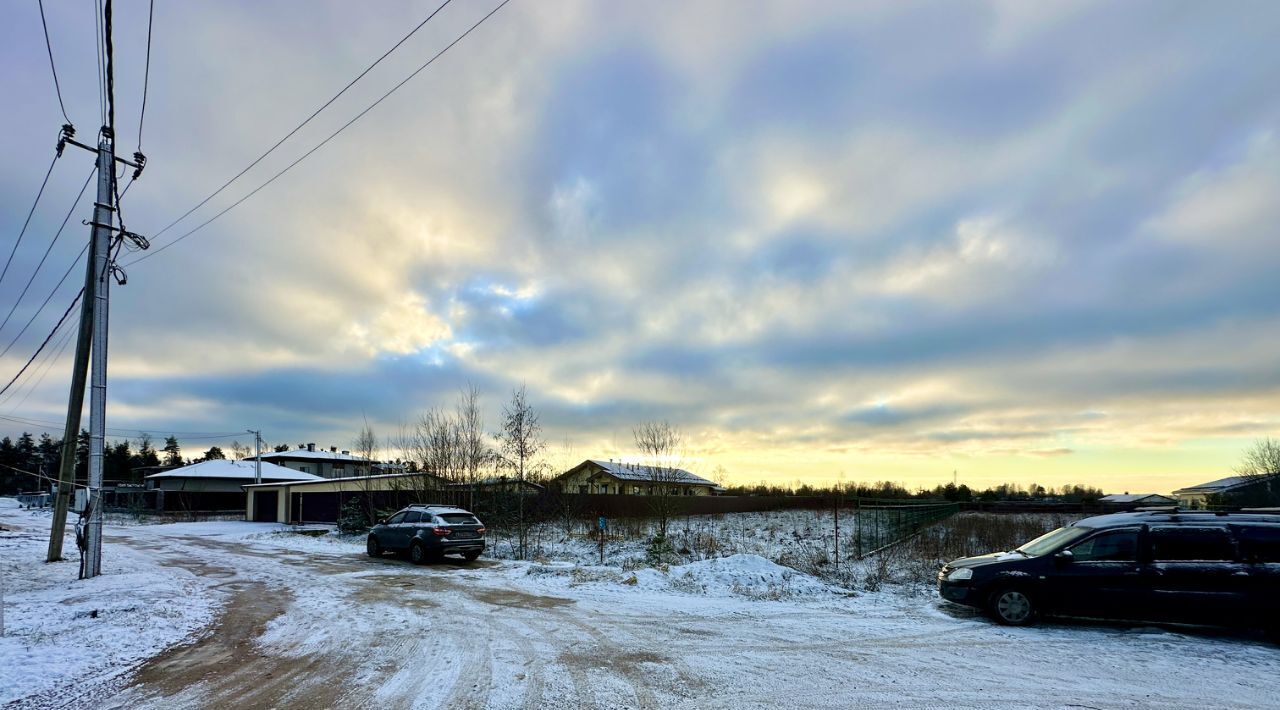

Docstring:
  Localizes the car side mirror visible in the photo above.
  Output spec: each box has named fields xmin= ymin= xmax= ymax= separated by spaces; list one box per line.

xmin=1055 ymin=550 xmax=1074 ymax=563
xmin=377 ymin=518 xmax=387 ymax=525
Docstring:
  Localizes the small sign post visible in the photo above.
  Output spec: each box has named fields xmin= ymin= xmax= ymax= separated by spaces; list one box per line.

xmin=597 ymin=516 xmax=607 ymax=565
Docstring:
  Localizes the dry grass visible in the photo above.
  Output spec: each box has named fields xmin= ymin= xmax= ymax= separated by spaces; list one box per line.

xmin=860 ymin=512 xmax=1079 ymax=590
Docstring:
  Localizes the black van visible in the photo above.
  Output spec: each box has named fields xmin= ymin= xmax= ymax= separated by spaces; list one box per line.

xmin=937 ymin=510 xmax=1280 ymax=633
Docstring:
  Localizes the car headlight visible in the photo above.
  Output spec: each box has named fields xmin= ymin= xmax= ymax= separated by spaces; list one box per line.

xmin=945 ymin=567 xmax=974 ymax=582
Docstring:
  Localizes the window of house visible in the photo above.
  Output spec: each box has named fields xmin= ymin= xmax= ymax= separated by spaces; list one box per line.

xmin=634 ymin=486 xmax=641 ymax=495
xmin=1150 ymin=527 xmax=1235 ymax=561
xmin=1069 ymin=530 xmax=1138 ymax=562
xmin=578 ymin=485 xmax=588 ymax=494
xmin=298 ymin=466 xmax=310 ymax=475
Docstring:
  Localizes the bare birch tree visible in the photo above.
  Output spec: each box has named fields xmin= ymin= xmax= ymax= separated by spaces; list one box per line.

xmin=496 ymin=385 xmax=544 ymax=560
xmin=455 ymin=383 xmax=491 ymax=510
xmin=634 ymin=420 xmax=684 ymax=539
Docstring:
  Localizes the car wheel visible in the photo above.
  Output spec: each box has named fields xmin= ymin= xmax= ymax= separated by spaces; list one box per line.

xmin=463 ymin=550 xmax=481 ymax=563
xmin=409 ymin=540 xmax=428 ymax=565
xmin=366 ymin=535 xmax=382 ymax=558
xmin=990 ymin=587 xmax=1036 ymax=626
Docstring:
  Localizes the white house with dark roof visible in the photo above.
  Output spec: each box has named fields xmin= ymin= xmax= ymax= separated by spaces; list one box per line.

xmin=247 ymin=443 xmax=371 ymax=479
xmin=1097 ymin=493 xmax=1177 ymax=507
xmin=1172 ymin=472 xmax=1280 ymax=509
xmin=552 ymin=459 xmax=721 ymax=496
xmin=144 ymin=459 xmax=323 ymax=493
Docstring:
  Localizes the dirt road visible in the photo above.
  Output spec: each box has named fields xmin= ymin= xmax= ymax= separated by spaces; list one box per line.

xmin=44 ymin=523 xmax=1280 ymax=709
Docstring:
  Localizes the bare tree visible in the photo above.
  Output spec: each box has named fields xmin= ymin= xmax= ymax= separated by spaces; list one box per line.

xmin=1233 ymin=437 xmax=1280 ymax=506
xmin=350 ymin=418 xmax=379 ymax=527
xmin=455 ymin=383 xmax=491 ymax=510
xmin=229 ymin=440 xmax=250 ymax=461
xmin=633 ymin=420 xmax=684 ymax=539
xmin=1236 ymin=437 xmax=1280 ymax=478
xmin=412 ymin=407 xmax=461 ymax=501
xmin=496 ymin=384 xmax=544 ymax=559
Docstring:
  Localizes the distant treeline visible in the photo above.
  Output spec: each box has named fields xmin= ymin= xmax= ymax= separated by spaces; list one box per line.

xmin=0 ymin=430 xmax=223 ymax=494
xmin=720 ymin=480 xmax=1106 ymax=503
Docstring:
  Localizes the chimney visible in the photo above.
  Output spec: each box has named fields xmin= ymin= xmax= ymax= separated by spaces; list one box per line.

xmin=341 ymin=450 xmax=350 ymax=455
xmin=307 ymin=443 xmax=316 ymax=452
xmin=330 ymin=446 xmax=337 ymax=453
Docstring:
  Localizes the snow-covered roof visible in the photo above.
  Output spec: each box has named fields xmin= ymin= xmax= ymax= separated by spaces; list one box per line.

xmin=145 ymin=459 xmax=323 ymax=482
xmin=584 ymin=459 xmax=719 ymax=487
xmin=1172 ymin=472 xmax=1280 ymax=494
xmin=1098 ymin=493 xmax=1175 ymax=503
xmin=250 ymin=449 xmax=369 ymax=462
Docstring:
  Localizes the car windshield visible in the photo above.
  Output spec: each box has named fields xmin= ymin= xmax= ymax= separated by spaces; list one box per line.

xmin=1016 ymin=526 xmax=1092 ymax=557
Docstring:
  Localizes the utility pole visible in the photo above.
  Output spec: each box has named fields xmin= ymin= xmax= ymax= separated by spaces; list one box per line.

xmin=81 ymin=128 xmax=115 ymax=579
xmin=46 ymin=0 xmax=147 ymax=575
xmin=46 ymin=125 xmax=96 ymax=563
xmin=249 ymin=430 xmax=263 ymax=484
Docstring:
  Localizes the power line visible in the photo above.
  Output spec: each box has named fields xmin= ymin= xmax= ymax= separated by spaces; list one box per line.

xmin=129 ymin=0 xmax=512 ymax=267
xmin=137 ymin=0 xmax=154 ymax=148
xmin=0 ymin=243 xmax=88 ymax=362
xmin=94 ymin=0 xmax=106 ymax=126
xmin=37 ymin=0 xmax=72 ymax=124
xmin=104 ymin=0 xmax=116 ymax=134
xmin=0 ymin=304 xmax=78 ymax=412
xmin=0 ymin=412 xmax=247 ymax=440
xmin=0 ymin=289 xmax=83 ymax=400
xmin=146 ymin=0 xmax=455 ymax=244
xmin=0 ymin=166 xmax=95 ymax=337
xmin=0 ymin=153 xmax=60 ymax=288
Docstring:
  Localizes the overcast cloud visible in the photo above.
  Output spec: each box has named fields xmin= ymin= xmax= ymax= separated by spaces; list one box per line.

xmin=1 ymin=1 xmax=1278 ymax=491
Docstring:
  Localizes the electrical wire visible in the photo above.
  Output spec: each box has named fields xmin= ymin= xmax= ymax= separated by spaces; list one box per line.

xmin=37 ymin=0 xmax=72 ymax=125
xmin=137 ymin=0 xmax=154 ymax=148
xmin=0 ymin=166 xmax=94 ymax=337
xmin=0 ymin=152 xmax=60 ymax=288
xmin=0 ymin=412 xmax=247 ymax=440
xmin=104 ymin=0 xmax=115 ymax=135
xmin=129 ymin=0 xmax=512 ymax=267
xmin=0 ymin=243 xmax=88 ymax=362
xmin=0 ymin=289 xmax=84 ymax=400
xmin=0 ymin=304 xmax=77 ymax=412
xmin=94 ymin=0 xmax=106 ymax=127
xmin=146 ymin=0 xmax=455 ymax=244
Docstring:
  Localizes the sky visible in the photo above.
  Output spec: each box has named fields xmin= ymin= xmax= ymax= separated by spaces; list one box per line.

xmin=1 ymin=1 xmax=1278 ymax=494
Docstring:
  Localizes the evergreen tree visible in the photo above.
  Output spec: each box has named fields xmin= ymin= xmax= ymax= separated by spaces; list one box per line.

xmin=37 ymin=433 xmax=62 ymax=478
xmin=106 ymin=440 xmax=134 ymax=482
xmin=0 ymin=436 xmax=16 ymax=493
xmin=201 ymin=446 xmax=226 ymax=461
xmin=134 ymin=433 xmax=160 ymax=468
xmin=162 ymin=436 xmax=182 ymax=467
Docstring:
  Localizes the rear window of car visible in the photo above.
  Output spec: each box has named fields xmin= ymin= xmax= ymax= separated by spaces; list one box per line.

xmin=439 ymin=513 xmax=479 ymax=525
xmin=1233 ymin=526 xmax=1280 ymax=563
xmin=1150 ymin=527 xmax=1235 ymax=562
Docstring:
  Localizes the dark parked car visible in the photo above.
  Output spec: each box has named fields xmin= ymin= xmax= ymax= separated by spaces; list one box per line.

xmin=938 ymin=510 xmax=1280 ymax=633
xmin=366 ymin=504 xmax=486 ymax=564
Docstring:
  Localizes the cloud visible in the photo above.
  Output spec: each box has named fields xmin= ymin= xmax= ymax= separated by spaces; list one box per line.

xmin=1 ymin=1 xmax=1278 ymax=489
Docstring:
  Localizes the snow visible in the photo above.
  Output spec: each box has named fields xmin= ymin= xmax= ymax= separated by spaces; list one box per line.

xmin=144 ymin=458 xmax=322 ymax=481
xmin=0 ymin=504 xmax=218 ymax=706
xmin=3 ymin=501 xmax=1278 ymax=708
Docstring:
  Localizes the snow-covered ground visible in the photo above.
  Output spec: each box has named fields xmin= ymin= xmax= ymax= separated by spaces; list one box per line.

xmin=2 ymin=500 xmax=1277 ymax=709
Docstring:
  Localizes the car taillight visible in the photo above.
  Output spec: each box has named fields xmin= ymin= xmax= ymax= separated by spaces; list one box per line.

xmin=477 ymin=527 xmax=486 ymax=535
xmin=433 ymin=527 xmax=451 ymax=536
